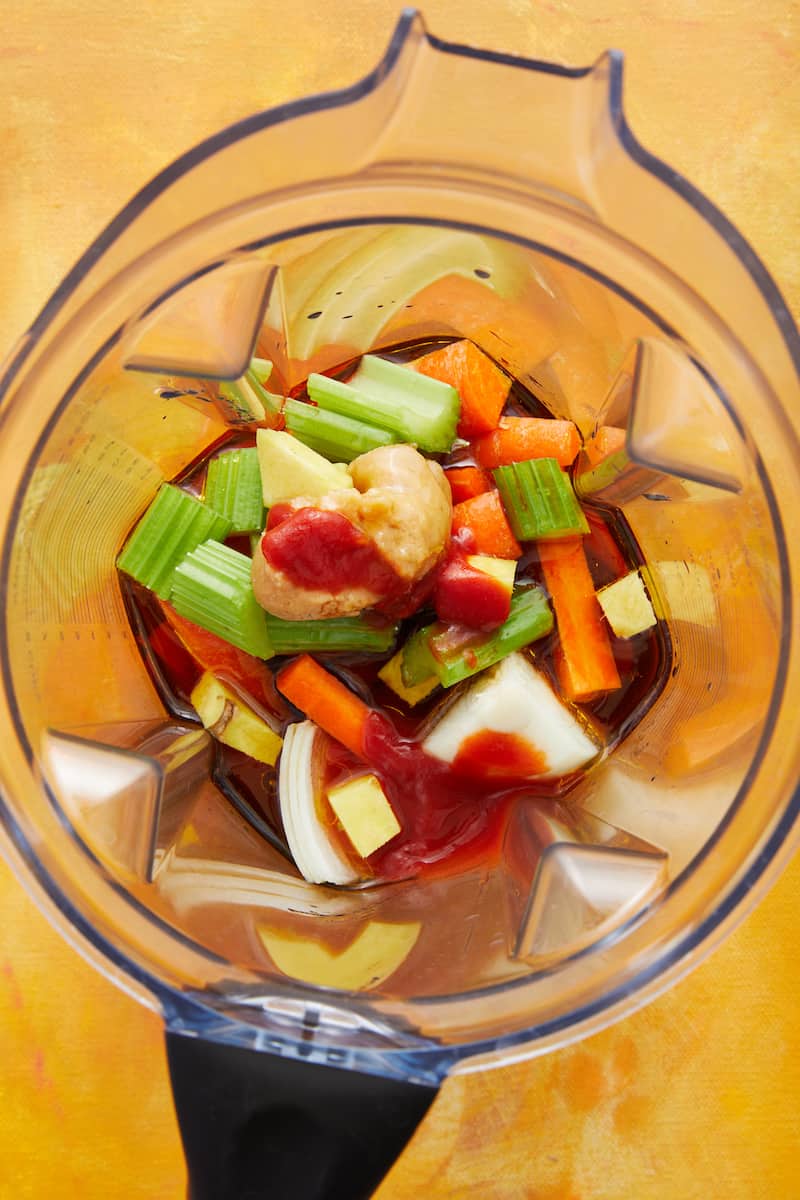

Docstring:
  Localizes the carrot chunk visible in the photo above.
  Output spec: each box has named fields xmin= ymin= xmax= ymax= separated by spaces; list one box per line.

xmin=473 ymin=416 xmax=580 ymax=469
xmin=538 ymin=538 xmax=621 ymax=699
xmin=444 ymin=465 xmax=494 ymax=504
xmin=276 ymin=654 xmax=370 ymax=758
xmin=582 ymin=425 xmax=627 ymax=468
xmin=451 ymin=491 xmax=522 ymax=560
xmin=413 ymin=339 xmax=510 ymax=438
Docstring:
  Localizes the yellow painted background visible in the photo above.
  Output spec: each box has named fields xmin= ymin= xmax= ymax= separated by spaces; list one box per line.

xmin=1 ymin=2 xmax=799 ymax=1197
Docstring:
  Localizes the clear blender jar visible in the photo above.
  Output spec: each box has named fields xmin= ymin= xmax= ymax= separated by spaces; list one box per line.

xmin=0 ymin=12 xmax=798 ymax=1198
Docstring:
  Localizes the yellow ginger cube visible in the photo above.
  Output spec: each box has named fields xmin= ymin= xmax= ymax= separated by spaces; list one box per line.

xmin=327 ymin=774 xmax=401 ymax=859
xmin=597 ymin=570 xmax=657 ymax=639
xmin=466 ymin=554 xmax=516 ymax=592
xmin=190 ymin=671 xmax=283 ymax=765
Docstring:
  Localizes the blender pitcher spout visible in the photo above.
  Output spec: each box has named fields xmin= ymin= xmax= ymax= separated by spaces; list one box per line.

xmin=369 ymin=12 xmax=627 ymax=217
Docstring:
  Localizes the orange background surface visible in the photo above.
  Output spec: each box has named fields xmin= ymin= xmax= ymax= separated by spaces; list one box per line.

xmin=1 ymin=3 xmax=799 ymax=1198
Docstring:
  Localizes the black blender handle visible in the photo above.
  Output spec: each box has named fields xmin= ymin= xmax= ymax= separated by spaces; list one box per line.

xmin=166 ymin=1031 xmax=439 ymax=1200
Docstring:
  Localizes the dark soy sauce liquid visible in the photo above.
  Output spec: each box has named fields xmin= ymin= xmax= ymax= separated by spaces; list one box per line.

xmin=126 ymin=339 xmax=672 ymax=880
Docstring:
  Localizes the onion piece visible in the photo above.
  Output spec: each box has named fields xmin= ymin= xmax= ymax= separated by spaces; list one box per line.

xmin=279 ymin=720 xmax=361 ymax=886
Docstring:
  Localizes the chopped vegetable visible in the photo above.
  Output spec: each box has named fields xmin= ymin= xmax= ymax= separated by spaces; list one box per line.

xmin=162 ymin=604 xmax=280 ymax=714
xmin=283 ymin=397 xmax=396 ymax=462
xmin=256 ymin=428 xmax=354 ymax=506
xmin=401 ymin=586 xmax=553 ymax=689
xmin=217 ymin=358 xmax=283 ymax=425
xmin=278 ymin=721 xmax=360 ymax=885
xmin=466 ymin=555 xmax=516 ymax=590
xmin=422 ymin=652 xmax=598 ymax=779
xmin=451 ymin=490 xmax=522 ymax=559
xmin=444 ymin=465 xmax=494 ymax=503
xmin=117 ymin=483 xmax=232 ymax=599
xmin=583 ymin=425 xmax=627 ymax=468
xmin=308 ymin=353 xmax=460 ymax=454
xmin=276 ymin=654 xmax=371 ymax=758
xmin=327 ymin=774 xmax=401 ymax=859
xmin=377 ymin=651 xmax=439 ymax=706
xmin=492 ymin=457 xmax=590 ymax=541
xmin=473 ymin=416 xmax=581 ymax=469
xmin=596 ymin=570 xmax=657 ymax=639
xmin=264 ymin=612 xmax=398 ymax=655
xmin=538 ymin=538 xmax=621 ymax=699
xmin=204 ymin=447 xmax=265 ymax=534
xmin=412 ymin=339 xmax=510 ymax=437
xmin=190 ymin=671 xmax=282 ymax=765
xmin=169 ymin=539 xmax=273 ymax=659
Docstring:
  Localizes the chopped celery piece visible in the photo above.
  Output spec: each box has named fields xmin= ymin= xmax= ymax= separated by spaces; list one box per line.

xmin=244 ymin=363 xmax=284 ymax=421
xmin=264 ymin=613 xmax=398 ymax=655
xmin=204 ymin=447 xmax=265 ymax=534
xmin=218 ymin=376 xmax=268 ymax=423
xmin=492 ymin=458 xmax=589 ymax=541
xmin=400 ymin=626 xmax=440 ymax=687
xmin=401 ymin=587 xmax=553 ymax=689
xmin=117 ymin=483 xmax=232 ymax=600
xmin=308 ymin=354 xmax=459 ymax=454
xmin=169 ymin=539 xmax=273 ymax=659
xmin=283 ymin=398 xmax=396 ymax=462
xmin=248 ymin=357 xmax=274 ymax=385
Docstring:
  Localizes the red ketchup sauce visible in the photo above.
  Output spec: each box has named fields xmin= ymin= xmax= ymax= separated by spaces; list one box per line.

xmin=262 ymin=507 xmax=402 ymax=597
xmin=359 ymin=715 xmax=523 ymax=881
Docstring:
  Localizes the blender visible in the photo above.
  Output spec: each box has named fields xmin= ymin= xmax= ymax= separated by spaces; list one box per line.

xmin=0 ymin=11 xmax=798 ymax=1198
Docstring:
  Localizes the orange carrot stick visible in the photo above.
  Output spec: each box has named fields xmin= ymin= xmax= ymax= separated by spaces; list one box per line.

xmin=413 ymin=339 xmax=510 ymax=437
xmin=277 ymin=654 xmax=370 ymax=758
xmin=444 ymin=465 xmax=494 ymax=504
xmin=452 ymin=491 xmax=522 ymax=560
xmin=538 ymin=538 xmax=621 ymax=699
xmin=473 ymin=416 xmax=580 ymax=469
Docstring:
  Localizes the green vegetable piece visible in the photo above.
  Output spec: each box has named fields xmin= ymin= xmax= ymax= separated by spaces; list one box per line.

xmin=401 ymin=587 xmax=553 ymax=689
xmin=492 ymin=458 xmax=590 ymax=541
xmin=400 ymin=626 xmax=440 ymax=687
xmin=283 ymin=398 xmax=396 ymax=462
xmin=117 ymin=484 xmax=232 ymax=600
xmin=264 ymin=613 xmax=398 ymax=655
xmin=215 ymin=358 xmax=283 ymax=425
xmin=308 ymin=354 xmax=460 ymax=454
xmin=244 ymin=361 xmax=284 ymax=421
xmin=204 ymin=447 xmax=265 ymax=534
xmin=169 ymin=539 xmax=273 ymax=659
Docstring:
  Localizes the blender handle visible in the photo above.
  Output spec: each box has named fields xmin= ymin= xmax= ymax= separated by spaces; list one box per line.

xmin=166 ymin=1030 xmax=439 ymax=1200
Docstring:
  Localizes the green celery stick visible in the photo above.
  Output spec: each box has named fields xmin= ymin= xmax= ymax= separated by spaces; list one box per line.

xmin=169 ymin=540 xmax=273 ymax=659
xmin=117 ymin=484 xmax=232 ymax=600
xmin=492 ymin=458 xmax=590 ymax=541
xmin=400 ymin=625 xmax=440 ymax=687
xmin=248 ymin=356 xmax=273 ymax=385
xmin=244 ymin=363 xmax=284 ymax=421
xmin=204 ymin=447 xmax=265 ymax=535
xmin=308 ymin=353 xmax=459 ymax=453
xmin=283 ymin=398 xmax=396 ymax=462
xmin=401 ymin=587 xmax=553 ymax=689
xmin=264 ymin=613 xmax=398 ymax=655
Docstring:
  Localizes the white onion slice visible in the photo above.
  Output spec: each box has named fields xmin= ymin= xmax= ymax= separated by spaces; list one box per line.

xmin=279 ymin=721 xmax=361 ymax=886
